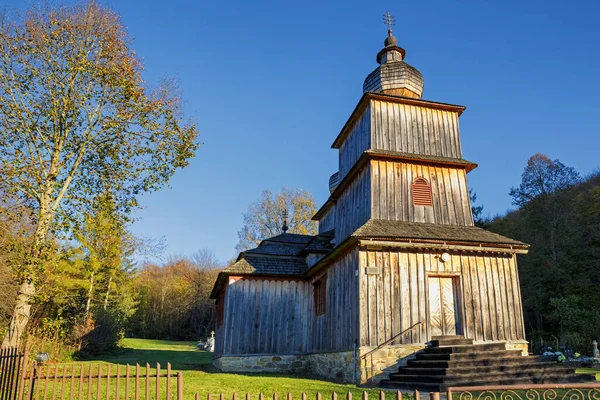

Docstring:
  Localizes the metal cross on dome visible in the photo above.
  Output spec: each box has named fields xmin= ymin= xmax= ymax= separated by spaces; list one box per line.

xmin=282 ymin=209 xmax=289 ymax=233
xmin=383 ymin=11 xmax=396 ymax=32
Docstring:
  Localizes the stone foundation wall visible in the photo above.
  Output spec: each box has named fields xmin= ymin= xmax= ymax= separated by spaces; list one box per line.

xmin=214 ymin=341 xmax=529 ymax=385
xmin=214 ymin=345 xmax=426 ymax=385
xmin=304 ymin=351 xmax=356 ymax=383
xmin=213 ymin=354 xmax=307 ymax=374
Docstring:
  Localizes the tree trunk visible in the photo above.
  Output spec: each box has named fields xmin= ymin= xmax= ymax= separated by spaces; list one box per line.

xmin=1 ymin=281 xmax=35 ymax=349
xmin=84 ymin=270 xmax=95 ymax=324
xmin=103 ymin=275 xmax=112 ymax=310
xmin=1 ymin=204 xmax=52 ymax=349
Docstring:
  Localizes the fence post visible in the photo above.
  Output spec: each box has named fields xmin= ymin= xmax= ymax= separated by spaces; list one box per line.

xmin=116 ymin=364 xmax=121 ymax=400
xmin=17 ymin=350 xmax=30 ymax=400
xmin=96 ymin=365 xmax=102 ymax=400
xmin=135 ymin=364 xmax=140 ymax=400
xmin=145 ymin=364 xmax=150 ymax=400
xmin=28 ymin=362 xmax=38 ymax=400
xmin=156 ymin=363 xmax=160 ymax=400
xmin=166 ymin=364 xmax=171 ymax=400
xmin=430 ymin=393 xmax=440 ymax=400
xmin=176 ymin=372 xmax=183 ymax=400
xmin=125 ymin=364 xmax=130 ymax=400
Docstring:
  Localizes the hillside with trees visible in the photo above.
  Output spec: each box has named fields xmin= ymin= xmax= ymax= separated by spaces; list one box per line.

xmin=482 ymin=154 xmax=600 ymax=352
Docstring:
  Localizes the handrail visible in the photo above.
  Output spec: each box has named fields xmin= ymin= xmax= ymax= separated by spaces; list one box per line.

xmin=360 ymin=321 xmax=424 ymax=360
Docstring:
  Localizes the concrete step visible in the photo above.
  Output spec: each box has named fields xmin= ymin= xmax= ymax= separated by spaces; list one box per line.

xmin=429 ymin=336 xmax=474 ymax=347
xmin=407 ymin=355 xmax=539 ymax=369
xmin=415 ymin=350 xmax=523 ymax=361
xmin=394 ymin=362 xmax=563 ymax=376
xmin=424 ymin=343 xmax=507 ymax=354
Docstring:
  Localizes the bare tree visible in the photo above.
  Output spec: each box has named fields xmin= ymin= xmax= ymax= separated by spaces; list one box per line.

xmin=236 ymin=187 xmax=318 ymax=252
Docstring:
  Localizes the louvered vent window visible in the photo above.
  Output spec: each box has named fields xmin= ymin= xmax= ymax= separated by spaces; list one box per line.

xmin=412 ymin=177 xmax=433 ymax=206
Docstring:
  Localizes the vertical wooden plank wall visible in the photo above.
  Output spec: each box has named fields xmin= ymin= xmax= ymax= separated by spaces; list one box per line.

xmin=220 ymin=279 xmax=312 ymax=355
xmin=318 ymin=206 xmax=336 ymax=233
xmin=214 ymin=326 xmax=225 ymax=357
xmin=370 ymin=100 xmax=462 ymax=159
xmin=311 ymin=248 xmax=359 ymax=352
xmin=370 ymin=160 xmax=474 ymax=226
xmin=334 ymin=167 xmax=372 ymax=243
xmin=359 ymin=248 xmax=525 ymax=347
xmin=339 ymin=107 xmax=371 ymax=180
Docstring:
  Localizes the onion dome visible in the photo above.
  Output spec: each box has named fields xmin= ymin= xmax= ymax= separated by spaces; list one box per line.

xmin=363 ymin=29 xmax=424 ymax=99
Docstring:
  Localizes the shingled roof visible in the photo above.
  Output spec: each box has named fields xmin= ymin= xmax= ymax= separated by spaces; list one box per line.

xmin=209 ymin=232 xmax=335 ymax=299
xmin=303 ymin=230 xmax=335 ymax=254
xmin=224 ymin=254 xmax=307 ymax=276
xmin=353 ymin=219 xmax=527 ymax=247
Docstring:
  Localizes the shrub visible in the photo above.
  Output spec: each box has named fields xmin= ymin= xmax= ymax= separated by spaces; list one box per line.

xmin=80 ymin=307 xmax=124 ymax=355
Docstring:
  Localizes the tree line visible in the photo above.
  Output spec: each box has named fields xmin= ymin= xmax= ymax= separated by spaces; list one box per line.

xmin=481 ymin=153 xmax=600 ymax=352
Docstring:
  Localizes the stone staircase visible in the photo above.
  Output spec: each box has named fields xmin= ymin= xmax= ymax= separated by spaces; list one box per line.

xmin=380 ymin=336 xmax=596 ymax=391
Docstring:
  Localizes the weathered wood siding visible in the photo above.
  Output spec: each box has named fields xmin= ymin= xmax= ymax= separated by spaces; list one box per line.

xmin=319 ymin=205 xmax=336 ymax=233
xmin=312 ymin=248 xmax=359 ymax=352
xmin=370 ymin=100 xmax=463 ymax=159
xmin=359 ymin=248 xmax=525 ymax=347
xmin=219 ymin=278 xmax=313 ymax=355
xmin=339 ymin=107 xmax=371 ymax=180
xmin=334 ymin=166 xmax=371 ymax=243
xmin=370 ymin=160 xmax=474 ymax=226
xmin=215 ymin=325 xmax=225 ymax=357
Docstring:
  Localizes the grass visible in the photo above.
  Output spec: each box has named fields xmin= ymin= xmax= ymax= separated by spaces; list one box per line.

xmin=577 ymin=367 xmax=600 ymax=380
xmin=42 ymin=339 xmax=600 ymax=400
xmin=44 ymin=338 xmax=386 ymax=400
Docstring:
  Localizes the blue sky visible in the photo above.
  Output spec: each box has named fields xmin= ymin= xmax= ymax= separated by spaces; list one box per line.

xmin=11 ymin=0 xmax=600 ymax=263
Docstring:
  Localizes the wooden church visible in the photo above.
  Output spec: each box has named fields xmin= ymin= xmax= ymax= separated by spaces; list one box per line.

xmin=210 ymin=24 xmax=593 ymax=389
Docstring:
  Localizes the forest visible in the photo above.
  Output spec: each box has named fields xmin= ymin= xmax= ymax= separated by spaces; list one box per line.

xmin=481 ymin=154 xmax=600 ymax=353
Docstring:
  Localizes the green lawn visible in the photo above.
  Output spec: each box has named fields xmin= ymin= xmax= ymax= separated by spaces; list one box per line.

xmin=577 ymin=368 xmax=600 ymax=380
xmin=50 ymin=338 xmax=387 ymax=400
xmin=29 ymin=341 xmax=600 ymax=400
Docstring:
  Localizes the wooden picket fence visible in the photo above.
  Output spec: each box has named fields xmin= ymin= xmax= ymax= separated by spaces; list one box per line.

xmin=0 ymin=351 xmax=181 ymax=400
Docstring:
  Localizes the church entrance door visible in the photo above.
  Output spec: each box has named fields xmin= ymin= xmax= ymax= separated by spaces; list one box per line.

xmin=428 ymin=276 xmax=461 ymax=337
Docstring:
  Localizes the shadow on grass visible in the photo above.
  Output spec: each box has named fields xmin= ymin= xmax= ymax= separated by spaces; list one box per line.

xmin=81 ymin=347 xmax=214 ymax=371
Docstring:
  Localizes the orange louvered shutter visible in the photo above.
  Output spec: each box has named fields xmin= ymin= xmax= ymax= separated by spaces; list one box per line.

xmin=412 ymin=178 xmax=433 ymax=206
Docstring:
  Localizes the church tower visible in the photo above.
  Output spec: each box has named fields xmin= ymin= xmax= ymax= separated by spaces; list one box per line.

xmin=314 ymin=28 xmax=477 ymax=244
xmin=312 ymin=25 xmax=530 ymax=369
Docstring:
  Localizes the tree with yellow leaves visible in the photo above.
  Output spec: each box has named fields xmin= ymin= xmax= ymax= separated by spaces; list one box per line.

xmin=0 ymin=2 xmax=198 ymax=348
xmin=236 ymin=187 xmax=318 ymax=253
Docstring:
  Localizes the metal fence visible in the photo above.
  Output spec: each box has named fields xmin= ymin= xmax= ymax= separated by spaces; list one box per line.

xmin=446 ymin=383 xmax=600 ymax=400
xmin=0 ymin=348 xmax=28 ymax=400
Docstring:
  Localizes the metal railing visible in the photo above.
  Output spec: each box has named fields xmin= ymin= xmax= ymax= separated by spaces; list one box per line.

xmin=447 ymin=383 xmax=600 ymax=400
xmin=360 ymin=321 xmax=424 ymax=384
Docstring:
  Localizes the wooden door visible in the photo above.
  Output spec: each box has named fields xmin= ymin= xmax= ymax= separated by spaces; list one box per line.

xmin=428 ymin=277 xmax=460 ymax=337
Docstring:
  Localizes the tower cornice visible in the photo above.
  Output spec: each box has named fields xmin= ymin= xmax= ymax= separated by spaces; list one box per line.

xmin=331 ymin=92 xmax=466 ymax=149
xmin=312 ymin=149 xmax=477 ymax=221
